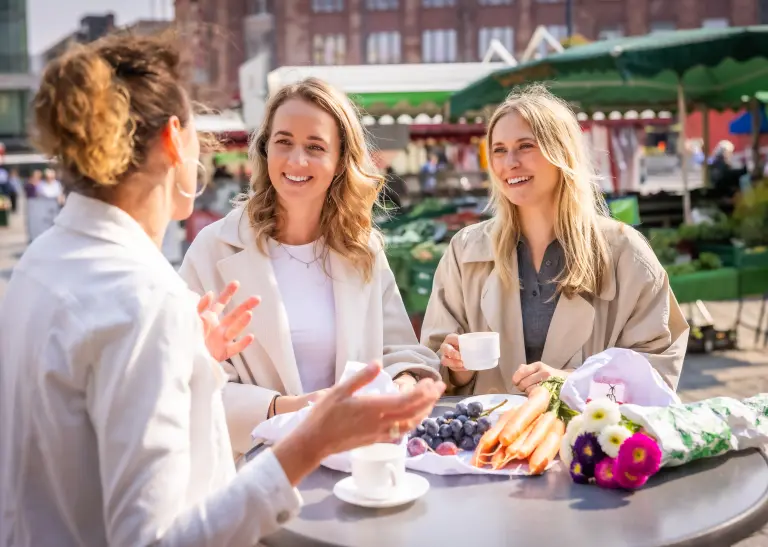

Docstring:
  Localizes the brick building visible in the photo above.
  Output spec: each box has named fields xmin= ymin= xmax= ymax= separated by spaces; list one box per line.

xmin=175 ymin=0 xmax=765 ymax=108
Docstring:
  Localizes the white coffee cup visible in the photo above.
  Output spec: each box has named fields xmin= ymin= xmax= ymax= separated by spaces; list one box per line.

xmin=458 ymin=332 xmax=501 ymax=370
xmin=350 ymin=443 xmax=405 ymax=500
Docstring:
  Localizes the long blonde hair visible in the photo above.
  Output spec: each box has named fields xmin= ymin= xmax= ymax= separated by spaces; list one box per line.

xmin=243 ymin=77 xmax=383 ymax=281
xmin=486 ymin=84 xmax=611 ymax=298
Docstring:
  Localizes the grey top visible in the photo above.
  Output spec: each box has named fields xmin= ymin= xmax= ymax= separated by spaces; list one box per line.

xmin=517 ymin=238 xmax=564 ymax=364
xmin=262 ymin=398 xmax=768 ymax=547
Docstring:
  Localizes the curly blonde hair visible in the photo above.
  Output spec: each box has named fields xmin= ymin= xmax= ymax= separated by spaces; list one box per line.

xmin=486 ymin=84 xmax=611 ymax=298
xmin=32 ymin=31 xmax=191 ymax=192
xmin=243 ymin=77 xmax=384 ymax=282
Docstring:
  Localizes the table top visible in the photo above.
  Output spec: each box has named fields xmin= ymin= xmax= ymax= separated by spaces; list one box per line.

xmin=262 ymin=398 xmax=768 ymax=547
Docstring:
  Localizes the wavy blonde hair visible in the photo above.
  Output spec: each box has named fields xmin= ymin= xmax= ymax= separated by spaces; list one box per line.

xmin=243 ymin=78 xmax=383 ymax=282
xmin=486 ymin=84 xmax=611 ymax=298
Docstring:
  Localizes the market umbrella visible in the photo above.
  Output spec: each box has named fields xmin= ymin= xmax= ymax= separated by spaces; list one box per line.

xmin=450 ymin=26 xmax=768 ymax=222
xmin=729 ymin=105 xmax=768 ymax=135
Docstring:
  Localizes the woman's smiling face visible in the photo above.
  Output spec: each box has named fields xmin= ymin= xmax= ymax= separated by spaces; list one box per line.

xmin=489 ymin=110 xmax=560 ymax=209
xmin=267 ymin=98 xmax=341 ymax=211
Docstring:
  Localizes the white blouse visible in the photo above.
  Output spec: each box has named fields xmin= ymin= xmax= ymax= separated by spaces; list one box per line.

xmin=269 ymin=239 xmax=337 ymax=393
xmin=0 ymin=194 xmax=301 ymax=546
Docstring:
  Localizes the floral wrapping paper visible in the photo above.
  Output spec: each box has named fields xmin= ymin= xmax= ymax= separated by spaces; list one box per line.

xmin=618 ymin=395 xmax=768 ymax=468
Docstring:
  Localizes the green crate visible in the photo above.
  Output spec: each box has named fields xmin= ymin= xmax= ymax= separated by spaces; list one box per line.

xmin=669 ymin=268 xmax=740 ymax=304
xmin=697 ymin=243 xmax=740 ymax=268
xmin=409 ymin=261 xmax=439 ymax=292
xmin=0 ymin=209 xmax=7 ymax=227
xmin=404 ymin=287 xmax=432 ymax=314
xmin=739 ymin=266 xmax=768 ymax=297
xmin=740 ymin=247 xmax=768 ymax=269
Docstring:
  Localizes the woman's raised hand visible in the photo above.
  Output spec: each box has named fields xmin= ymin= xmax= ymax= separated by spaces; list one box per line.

xmin=197 ymin=281 xmax=260 ymax=362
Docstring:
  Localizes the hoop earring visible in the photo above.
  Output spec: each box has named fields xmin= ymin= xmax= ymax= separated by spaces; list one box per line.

xmin=175 ymin=159 xmax=207 ymax=199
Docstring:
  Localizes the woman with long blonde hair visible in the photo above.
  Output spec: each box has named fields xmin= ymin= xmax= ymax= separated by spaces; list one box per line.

xmin=420 ymin=85 xmax=688 ymax=396
xmin=180 ymin=77 xmax=439 ymax=459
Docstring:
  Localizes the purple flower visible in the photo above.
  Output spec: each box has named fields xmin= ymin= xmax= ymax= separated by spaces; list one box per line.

xmin=614 ymin=468 xmax=650 ymax=490
xmin=594 ymin=457 xmax=619 ymax=489
xmin=569 ymin=459 xmax=591 ymax=484
xmin=616 ymin=432 xmax=662 ymax=477
xmin=573 ymin=432 xmax=605 ymax=468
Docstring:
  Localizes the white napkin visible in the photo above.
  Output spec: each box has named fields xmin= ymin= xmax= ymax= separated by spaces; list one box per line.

xmin=559 ymin=348 xmax=681 ymax=412
xmin=250 ymin=361 xmax=401 ymax=472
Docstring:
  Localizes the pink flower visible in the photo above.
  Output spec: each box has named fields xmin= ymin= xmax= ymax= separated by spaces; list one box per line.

xmin=615 ymin=468 xmax=650 ymax=490
xmin=594 ymin=457 xmax=619 ymax=489
xmin=616 ymin=432 xmax=662 ymax=477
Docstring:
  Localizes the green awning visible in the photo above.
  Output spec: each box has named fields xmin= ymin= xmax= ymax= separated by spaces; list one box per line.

xmin=350 ymin=90 xmax=453 ymax=116
xmin=450 ymin=26 xmax=768 ymax=118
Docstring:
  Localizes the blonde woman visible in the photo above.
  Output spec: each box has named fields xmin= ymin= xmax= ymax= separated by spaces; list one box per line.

xmin=420 ymin=85 xmax=689 ymax=397
xmin=180 ymin=78 xmax=440 ymax=458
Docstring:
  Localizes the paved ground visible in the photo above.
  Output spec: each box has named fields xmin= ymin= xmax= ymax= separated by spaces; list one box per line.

xmin=1 ymin=198 xmax=768 ymax=545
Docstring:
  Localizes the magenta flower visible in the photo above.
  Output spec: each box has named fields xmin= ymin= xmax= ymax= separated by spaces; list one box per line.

xmin=573 ymin=432 xmax=604 ymax=469
xmin=594 ymin=457 xmax=619 ymax=489
xmin=615 ymin=468 xmax=650 ymax=490
xmin=616 ymin=432 xmax=662 ymax=477
xmin=569 ymin=459 xmax=591 ymax=484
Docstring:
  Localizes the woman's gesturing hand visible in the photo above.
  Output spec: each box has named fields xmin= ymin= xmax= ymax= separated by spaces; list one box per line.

xmin=273 ymin=362 xmax=445 ymax=485
xmin=197 ymin=281 xmax=260 ymax=362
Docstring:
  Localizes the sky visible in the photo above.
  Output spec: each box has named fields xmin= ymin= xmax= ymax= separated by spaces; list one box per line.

xmin=27 ymin=0 xmax=174 ymax=54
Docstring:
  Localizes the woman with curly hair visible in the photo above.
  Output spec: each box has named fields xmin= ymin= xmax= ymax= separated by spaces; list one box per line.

xmin=180 ymin=78 xmax=440 ymax=459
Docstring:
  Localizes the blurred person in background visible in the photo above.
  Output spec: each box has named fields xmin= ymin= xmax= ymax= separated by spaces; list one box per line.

xmin=0 ymin=32 xmax=444 ymax=547
xmin=24 ymin=169 xmax=42 ymax=198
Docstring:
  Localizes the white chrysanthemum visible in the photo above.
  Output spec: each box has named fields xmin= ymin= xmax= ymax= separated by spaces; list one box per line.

xmin=582 ymin=398 xmax=621 ymax=433
xmin=598 ymin=424 xmax=633 ymax=458
xmin=559 ymin=435 xmax=574 ymax=467
xmin=565 ymin=414 xmax=585 ymax=445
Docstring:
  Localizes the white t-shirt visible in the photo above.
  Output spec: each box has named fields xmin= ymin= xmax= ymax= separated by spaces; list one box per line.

xmin=37 ymin=180 xmax=63 ymax=199
xmin=269 ymin=239 xmax=337 ymax=393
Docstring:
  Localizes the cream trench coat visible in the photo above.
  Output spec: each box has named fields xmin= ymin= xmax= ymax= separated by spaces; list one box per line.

xmin=420 ymin=217 xmax=689 ymax=396
xmin=179 ymin=207 xmax=440 ymax=457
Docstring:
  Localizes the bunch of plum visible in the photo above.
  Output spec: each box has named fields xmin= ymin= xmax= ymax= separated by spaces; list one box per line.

xmin=407 ymin=401 xmax=492 ymax=457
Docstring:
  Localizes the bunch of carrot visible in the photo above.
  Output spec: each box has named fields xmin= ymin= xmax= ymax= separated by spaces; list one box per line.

xmin=471 ymin=385 xmax=566 ymax=475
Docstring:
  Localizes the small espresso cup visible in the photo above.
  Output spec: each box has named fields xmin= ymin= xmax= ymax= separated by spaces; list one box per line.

xmin=458 ymin=332 xmax=501 ymax=370
xmin=350 ymin=443 xmax=405 ymax=500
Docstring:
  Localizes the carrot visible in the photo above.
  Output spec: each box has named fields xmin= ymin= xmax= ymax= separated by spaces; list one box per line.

xmin=499 ymin=386 xmax=551 ymax=446
xmin=490 ymin=444 xmax=509 ymax=469
xmin=472 ymin=404 xmax=521 ymax=467
xmin=506 ymin=416 xmax=539 ymax=459
xmin=517 ymin=411 xmax=558 ymax=460
xmin=528 ymin=419 xmax=566 ymax=475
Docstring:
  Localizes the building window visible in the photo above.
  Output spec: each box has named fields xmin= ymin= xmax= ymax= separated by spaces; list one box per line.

xmin=479 ymin=0 xmax=513 ymax=4
xmin=702 ymin=18 xmax=729 ymax=29
xmin=478 ymin=27 xmax=514 ymax=60
xmin=367 ymin=31 xmax=401 ymax=64
xmin=535 ymin=0 xmax=562 ymax=3
xmin=422 ymin=0 xmax=455 ymax=7
xmin=538 ymin=25 xmax=567 ymax=57
xmin=313 ymin=34 xmax=346 ymax=65
xmin=650 ymin=21 xmax=676 ymax=33
xmin=312 ymin=0 xmax=344 ymax=13
xmin=598 ymin=26 xmax=624 ymax=40
xmin=367 ymin=0 xmax=398 ymax=9
xmin=761 ymin=0 xmax=768 ymax=24
xmin=422 ymin=29 xmax=457 ymax=62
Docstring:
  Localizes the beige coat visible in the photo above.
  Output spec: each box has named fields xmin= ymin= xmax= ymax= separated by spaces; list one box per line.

xmin=420 ymin=218 xmax=689 ymax=396
xmin=180 ymin=208 xmax=440 ymax=457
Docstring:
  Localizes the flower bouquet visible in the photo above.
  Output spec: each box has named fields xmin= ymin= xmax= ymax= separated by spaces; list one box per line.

xmin=561 ymin=394 xmax=768 ymax=490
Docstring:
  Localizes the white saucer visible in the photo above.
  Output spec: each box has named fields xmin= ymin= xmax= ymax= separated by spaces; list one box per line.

xmin=333 ymin=473 xmax=430 ymax=508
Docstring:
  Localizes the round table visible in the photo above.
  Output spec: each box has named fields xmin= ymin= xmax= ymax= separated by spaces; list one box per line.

xmin=262 ymin=397 xmax=768 ymax=547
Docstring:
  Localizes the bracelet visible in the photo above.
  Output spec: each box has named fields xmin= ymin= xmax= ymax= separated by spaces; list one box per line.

xmin=269 ymin=394 xmax=280 ymax=418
